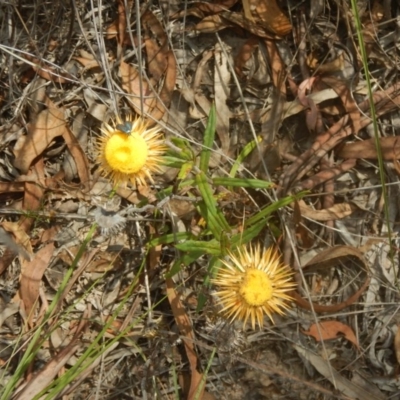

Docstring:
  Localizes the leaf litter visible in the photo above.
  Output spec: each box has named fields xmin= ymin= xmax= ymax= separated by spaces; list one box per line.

xmin=1 ymin=0 xmax=400 ymax=399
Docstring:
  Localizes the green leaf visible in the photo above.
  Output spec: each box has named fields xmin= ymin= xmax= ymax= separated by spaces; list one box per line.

xmin=229 ymin=136 xmax=262 ymax=178
xmin=212 ymin=177 xmax=274 ymax=189
xmin=244 ymin=193 xmax=304 ymax=227
xmin=148 ymin=232 xmax=191 ymax=247
xmin=166 ymin=251 xmax=205 ymax=278
xmin=199 ymin=104 xmax=216 ymax=173
xmin=231 ymin=219 xmax=266 ymax=246
xmin=177 ymin=161 xmax=194 ymax=180
xmin=162 ymin=156 xmax=187 ymax=169
xmin=175 ymin=239 xmax=221 ymax=256
xmin=195 ymin=171 xmax=231 ymax=238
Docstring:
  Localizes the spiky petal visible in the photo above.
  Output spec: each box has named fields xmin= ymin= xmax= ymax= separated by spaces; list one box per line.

xmin=96 ymin=115 xmax=166 ymax=187
xmin=212 ymin=244 xmax=296 ymax=330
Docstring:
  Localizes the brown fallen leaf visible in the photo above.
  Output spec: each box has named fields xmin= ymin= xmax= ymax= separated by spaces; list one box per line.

xmin=234 ymin=37 xmax=258 ymax=78
xmin=15 ymin=311 xmax=89 ymax=400
xmin=116 ymin=0 xmax=128 ymax=48
xmin=13 ymin=105 xmax=67 ymax=173
xmin=62 ymin=126 xmax=91 ymax=189
xmin=321 ymin=76 xmax=361 ymax=135
xmin=74 ymin=50 xmax=100 ymax=70
xmin=166 ymin=277 xmax=204 ymax=400
xmin=245 ymin=0 xmax=292 ymax=36
xmin=120 ymin=60 xmax=160 ymax=117
xmin=292 ymin=200 xmax=313 ymax=248
xmin=303 ymin=320 xmax=360 ymax=350
xmin=298 ymin=77 xmax=319 ymax=132
xmin=338 ymin=136 xmax=400 ymax=160
xmin=292 ymin=245 xmax=370 ymax=313
xmin=20 ymin=242 xmax=55 ymax=327
xmin=395 ymin=324 xmax=400 ymax=365
xmin=142 ymin=10 xmax=167 ymax=49
xmin=22 ymin=55 xmax=71 ymax=83
xmin=120 ymin=49 xmax=176 ymax=122
xmin=142 ymin=11 xmax=168 ymax=81
xmin=172 ymin=0 xmax=238 ymax=19
xmin=296 ymin=200 xmax=356 ymax=221
xmin=0 ymin=221 xmax=33 ymax=259
xmin=19 ymin=160 xmax=46 ymax=233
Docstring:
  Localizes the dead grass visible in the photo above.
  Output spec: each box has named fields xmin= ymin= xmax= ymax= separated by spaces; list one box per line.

xmin=1 ymin=0 xmax=400 ymax=399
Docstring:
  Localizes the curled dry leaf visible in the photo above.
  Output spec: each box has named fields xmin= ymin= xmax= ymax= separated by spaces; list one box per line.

xmin=23 ymin=55 xmax=71 ymax=83
xmin=193 ymin=0 xmax=291 ymax=37
xmin=13 ymin=106 xmax=67 ymax=173
xmin=298 ymin=77 xmax=319 ymax=132
xmin=172 ymin=0 xmax=238 ymax=19
xmin=74 ymin=50 xmax=100 ymax=70
xmin=244 ymin=0 xmax=292 ymax=36
xmin=302 ymin=320 xmax=360 ymax=350
xmin=292 ymin=245 xmax=370 ymax=313
xmin=234 ymin=37 xmax=258 ymax=78
xmin=62 ymin=126 xmax=91 ymax=188
xmin=0 ymin=221 xmax=33 ymax=260
xmin=296 ymin=199 xmax=356 ymax=221
xmin=321 ymin=76 xmax=361 ymax=135
xmin=142 ymin=11 xmax=168 ymax=81
xmin=120 ymin=52 xmax=176 ymax=122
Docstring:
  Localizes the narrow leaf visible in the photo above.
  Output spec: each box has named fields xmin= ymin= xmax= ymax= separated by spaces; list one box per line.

xmin=213 ymin=177 xmax=274 ymax=189
xmin=199 ymin=104 xmax=216 ymax=173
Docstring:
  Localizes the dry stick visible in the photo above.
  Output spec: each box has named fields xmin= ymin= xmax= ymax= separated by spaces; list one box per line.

xmin=280 ymin=83 xmax=400 ymax=192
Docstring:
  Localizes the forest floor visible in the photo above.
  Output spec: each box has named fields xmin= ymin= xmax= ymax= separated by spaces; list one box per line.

xmin=1 ymin=1 xmax=400 ymax=399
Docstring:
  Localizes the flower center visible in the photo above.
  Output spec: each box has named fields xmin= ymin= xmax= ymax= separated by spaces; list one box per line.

xmin=104 ymin=132 xmax=148 ymax=173
xmin=239 ymin=269 xmax=273 ymax=306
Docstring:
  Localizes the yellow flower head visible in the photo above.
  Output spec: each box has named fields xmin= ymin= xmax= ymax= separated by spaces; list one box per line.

xmin=96 ymin=115 xmax=166 ymax=187
xmin=212 ymin=244 xmax=296 ymax=330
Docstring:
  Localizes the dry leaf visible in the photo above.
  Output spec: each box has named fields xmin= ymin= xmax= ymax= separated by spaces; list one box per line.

xmin=294 ymin=344 xmax=385 ymax=400
xmin=74 ymin=50 xmax=100 ymax=70
xmin=303 ymin=320 xmax=360 ymax=350
xmin=321 ymin=76 xmax=361 ymax=135
xmin=298 ymin=77 xmax=319 ymax=132
xmin=13 ymin=106 xmax=67 ymax=173
xmin=20 ymin=161 xmax=47 ymax=233
xmin=142 ymin=11 xmax=168 ymax=81
xmin=1 ymin=221 xmax=33 ymax=259
xmin=296 ymin=200 xmax=356 ymax=221
xmin=166 ymin=278 xmax=204 ymax=399
xmin=20 ymin=242 xmax=55 ymax=327
xmin=292 ymin=245 xmax=370 ymax=313
xmin=394 ymin=324 xmax=400 ymax=365
xmin=245 ymin=0 xmax=292 ymax=36
xmin=120 ymin=61 xmax=159 ymax=116
xmin=120 ymin=55 xmax=175 ymax=122
xmin=62 ymin=126 xmax=91 ymax=188
xmin=172 ymin=0 xmax=238 ymax=19
xmin=23 ymin=55 xmax=71 ymax=83
xmin=338 ymin=136 xmax=400 ymax=160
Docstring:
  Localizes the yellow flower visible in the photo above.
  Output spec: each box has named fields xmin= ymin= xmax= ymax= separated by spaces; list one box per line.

xmin=212 ymin=244 xmax=296 ymax=330
xmin=96 ymin=115 xmax=166 ymax=187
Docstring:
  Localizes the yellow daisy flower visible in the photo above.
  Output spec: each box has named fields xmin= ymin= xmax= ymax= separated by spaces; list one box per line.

xmin=96 ymin=115 xmax=166 ymax=187
xmin=212 ymin=244 xmax=296 ymax=330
